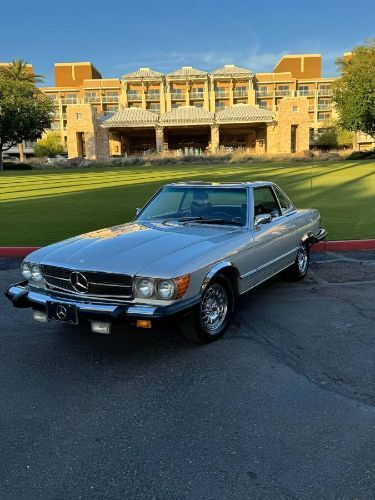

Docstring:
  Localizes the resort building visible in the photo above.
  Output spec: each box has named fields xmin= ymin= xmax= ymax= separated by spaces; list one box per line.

xmin=2 ymin=54 xmax=373 ymax=157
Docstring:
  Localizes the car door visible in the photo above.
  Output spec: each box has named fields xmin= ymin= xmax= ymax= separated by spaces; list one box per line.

xmin=235 ymin=186 xmax=295 ymax=294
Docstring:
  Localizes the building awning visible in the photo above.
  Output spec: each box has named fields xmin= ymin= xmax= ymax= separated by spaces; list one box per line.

xmin=216 ymin=104 xmax=275 ymax=124
xmin=211 ymin=64 xmax=254 ymax=77
xmin=160 ymin=106 xmax=214 ymax=126
xmin=101 ymin=107 xmax=158 ymax=128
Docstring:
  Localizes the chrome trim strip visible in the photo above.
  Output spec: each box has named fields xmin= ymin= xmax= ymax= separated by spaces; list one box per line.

xmin=201 ymin=261 xmax=239 ymax=292
xmin=240 ymin=247 xmax=298 ymax=279
xmin=127 ymin=306 xmax=157 ymax=316
xmin=239 ymin=260 xmax=296 ymax=296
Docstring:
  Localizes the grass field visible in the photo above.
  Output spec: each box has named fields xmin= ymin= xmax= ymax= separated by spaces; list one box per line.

xmin=1 ymin=161 xmax=374 ymax=246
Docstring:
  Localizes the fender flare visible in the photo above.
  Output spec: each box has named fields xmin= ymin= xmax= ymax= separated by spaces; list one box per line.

xmin=201 ymin=261 xmax=240 ymax=293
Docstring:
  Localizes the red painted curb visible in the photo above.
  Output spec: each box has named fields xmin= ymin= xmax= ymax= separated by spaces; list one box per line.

xmin=310 ymin=240 xmax=375 ymax=252
xmin=1 ymin=240 xmax=375 ymax=258
xmin=0 ymin=247 xmax=40 ymax=257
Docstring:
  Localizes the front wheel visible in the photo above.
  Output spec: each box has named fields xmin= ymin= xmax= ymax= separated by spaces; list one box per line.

xmin=180 ymin=275 xmax=234 ymax=343
xmin=286 ymin=242 xmax=310 ymax=281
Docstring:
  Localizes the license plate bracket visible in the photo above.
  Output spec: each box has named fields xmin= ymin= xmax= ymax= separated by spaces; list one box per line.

xmin=46 ymin=301 xmax=78 ymax=324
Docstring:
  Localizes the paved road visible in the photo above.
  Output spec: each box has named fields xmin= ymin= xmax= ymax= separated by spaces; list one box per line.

xmin=1 ymin=253 xmax=374 ymax=499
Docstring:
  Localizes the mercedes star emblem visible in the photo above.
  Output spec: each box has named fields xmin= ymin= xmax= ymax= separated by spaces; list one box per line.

xmin=70 ymin=271 xmax=89 ymax=293
xmin=56 ymin=305 xmax=68 ymax=320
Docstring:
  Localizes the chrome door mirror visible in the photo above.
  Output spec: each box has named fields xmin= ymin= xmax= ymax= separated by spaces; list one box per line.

xmin=254 ymin=213 xmax=272 ymax=226
xmin=135 ymin=207 xmax=141 ymax=216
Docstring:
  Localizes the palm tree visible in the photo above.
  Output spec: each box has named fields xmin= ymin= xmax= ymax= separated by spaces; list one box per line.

xmin=0 ymin=59 xmax=44 ymax=160
xmin=0 ymin=59 xmax=44 ymax=84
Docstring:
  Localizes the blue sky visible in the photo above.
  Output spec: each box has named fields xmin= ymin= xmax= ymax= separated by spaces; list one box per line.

xmin=1 ymin=0 xmax=374 ymax=86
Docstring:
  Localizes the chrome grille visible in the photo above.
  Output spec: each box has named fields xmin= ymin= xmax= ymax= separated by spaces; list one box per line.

xmin=41 ymin=265 xmax=133 ymax=299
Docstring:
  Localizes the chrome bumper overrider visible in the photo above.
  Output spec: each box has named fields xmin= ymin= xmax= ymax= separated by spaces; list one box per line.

xmin=314 ymin=228 xmax=328 ymax=243
xmin=5 ymin=282 xmax=200 ymax=321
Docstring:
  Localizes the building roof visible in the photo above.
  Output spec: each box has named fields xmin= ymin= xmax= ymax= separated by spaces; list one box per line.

xmin=167 ymin=66 xmax=207 ymax=78
xmin=160 ymin=106 xmax=214 ymax=126
xmin=211 ymin=64 xmax=253 ymax=77
xmin=216 ymin=104 xmax=274 ymax=123
xmin=122 ymin=67 xmax=163 ymax=79
xmin=101 ymin=107 xmax=158 ymax=128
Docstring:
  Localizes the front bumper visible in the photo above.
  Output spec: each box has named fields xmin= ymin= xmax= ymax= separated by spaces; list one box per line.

xmin=5 ymin=282 xmax=200 ymax=324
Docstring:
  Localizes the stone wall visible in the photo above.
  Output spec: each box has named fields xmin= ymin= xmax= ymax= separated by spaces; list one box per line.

xmin=66 ymin=105 xmax=110 ymax=160
xmin=267 ymin=98 xmax=310 ymax=154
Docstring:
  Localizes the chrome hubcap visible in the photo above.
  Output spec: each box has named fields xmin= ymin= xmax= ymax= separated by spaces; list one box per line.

xmin=297 ymin=245 xmax=308 ymax=273
xmin=200 ymin=284 xmax=228 ymax=332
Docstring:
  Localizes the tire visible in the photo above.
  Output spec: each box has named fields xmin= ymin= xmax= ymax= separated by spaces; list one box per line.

xmin=180 ymin=275 xmax=234 ymax=344
xmin=287 ymin=242 xmax=310 ymax=281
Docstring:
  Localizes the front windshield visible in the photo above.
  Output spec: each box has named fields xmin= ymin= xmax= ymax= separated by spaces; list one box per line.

xmin=137 ymin=186 xmax=248 ymax=226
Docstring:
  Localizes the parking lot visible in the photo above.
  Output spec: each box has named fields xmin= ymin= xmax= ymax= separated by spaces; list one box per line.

xmin=1 ymin=252 xmax=374 ymax=499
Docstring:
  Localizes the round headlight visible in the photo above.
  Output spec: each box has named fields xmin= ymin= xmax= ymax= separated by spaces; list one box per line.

xmin=30 ymin=264 xmax=43 ymax=282
xmin=137 ymin=278 xmax=154 ymax=298
xmin=21 ymin=262 xmax=32 ymax=279
xmin=157 ymin=279 xmax=176 ymax=300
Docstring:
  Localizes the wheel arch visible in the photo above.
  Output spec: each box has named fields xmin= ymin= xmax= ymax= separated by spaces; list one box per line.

xmin=201 ymin=261 xmax=240 ymax=297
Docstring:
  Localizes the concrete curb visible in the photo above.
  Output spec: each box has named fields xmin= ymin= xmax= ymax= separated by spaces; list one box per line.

xmin=1 ymin=240 xmax=375 ymax=258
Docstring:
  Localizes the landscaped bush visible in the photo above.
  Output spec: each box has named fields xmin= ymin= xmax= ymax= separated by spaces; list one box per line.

xmin=347 ymin=149 xmax=375 ymax=160
xmin=3 ymin=161 xmax=33 ymax=170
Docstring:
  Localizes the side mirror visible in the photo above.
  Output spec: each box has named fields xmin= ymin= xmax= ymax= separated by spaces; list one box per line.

xmin=135 ymin=208 xmax=141 ymax=216
xmin=254 ymin=213 xmax=272 ymax=226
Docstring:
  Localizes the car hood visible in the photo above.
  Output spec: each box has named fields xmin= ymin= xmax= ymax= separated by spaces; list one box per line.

xmin=27 ymin=221 xmax=244 ymax=276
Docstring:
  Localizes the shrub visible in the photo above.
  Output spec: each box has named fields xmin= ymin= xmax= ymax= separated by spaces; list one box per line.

xmin=34 ymin=133 xmax=65 ymax=158
xmin=3 ymin=162 xmax=33 ymax=170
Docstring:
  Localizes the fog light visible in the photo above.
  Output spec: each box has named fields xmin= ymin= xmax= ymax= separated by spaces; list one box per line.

xmin=91 ymin=321 xmax=111 ymax=334
xmin=33 ymin=310 xmax=47 ymax=323
xmin=137 ymin=319 xmax=152 ymax=329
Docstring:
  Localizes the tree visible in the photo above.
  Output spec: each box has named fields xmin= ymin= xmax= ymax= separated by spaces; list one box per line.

xmin=0 ymin=59 xmax=45 ymax=161
xmin=34 ymin=132 xmax=65 ymax=158
xmin=0 ymin=59 xmax=44 ymax=84
xmin=332 ymin=39 xmax=375 ymax=140
xmin=0 ymin=78 xmax=55 ymax=170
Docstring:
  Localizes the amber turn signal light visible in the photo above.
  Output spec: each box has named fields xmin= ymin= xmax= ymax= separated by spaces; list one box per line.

xmin=136 ymin=319 xmax=152 ymax=329
xmin=175 ymin=274 xmax=190 ymax=298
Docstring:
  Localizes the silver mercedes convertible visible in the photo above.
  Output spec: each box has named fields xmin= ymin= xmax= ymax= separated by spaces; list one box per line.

xmin=6 ymin=181 xmax=327 ymax=343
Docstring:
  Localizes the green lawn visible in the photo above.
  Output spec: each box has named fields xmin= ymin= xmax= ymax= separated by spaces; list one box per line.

xmin=1 ymin=161 xmax=374 ymax=245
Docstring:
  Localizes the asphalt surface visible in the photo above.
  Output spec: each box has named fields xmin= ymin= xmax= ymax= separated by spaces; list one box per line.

xmin=0 ymin=252 xmax=374 ymax=499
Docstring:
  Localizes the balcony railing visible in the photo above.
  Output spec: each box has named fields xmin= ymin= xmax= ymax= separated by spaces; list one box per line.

xmin=171 ymin=91 xmax=185 ymax=99
xmin=234 ymin=89 xmax=248 ymax=97
xmin=297 ymin=90 xmax=315 ymax=96
xmin=127 ymin=93 xmax=141 ymax=101
xmin=275 ymin=90 xmax=291 ymax=97
xmin=190 ymin=91 xmax=204 ymax=99
xmin=215 ymin=90 xmax=229 ymax=98
xmin=318 ymin=88 xmax=332 ymax=96
xmin=146 ymin=92 xmax=160 ymax=100
xmin=256 ymin=91 xmax=273 ymax=98
xmin=84 ymin=96 xmax=100 ymax=103
xmin=60 ymin=97 xmax=77 ymax=104
xmin=102 ymin=95 xmax=119 ymax=103
xmin=50 ymin=122 xmax=61 ymax=130
xmin=318 ymin=104 xmax=332 ymax=111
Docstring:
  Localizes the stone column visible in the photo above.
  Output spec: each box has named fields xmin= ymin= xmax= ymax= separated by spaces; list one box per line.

xmin=121 ymin=81 xmax=128 ymax=108
xmin=155 ymin=125 xmax=165 ymax=153
xmin=210 ymin=124 xmax=220 ymax=153
xmin=209 ymin=76 xmax=216 ymax=112
xmin=185 ymin=81 xmax=190 ymax=106
xmin=204 ymin=80 xmax=210 ymax=111
xmin=159 ymin=80 xmax=166 ymax=114
xmin=141 ymin=82 xmax=146 ymax=110
xmin=229 ymin=78 xmax=234 ymax=106
xmin=165 ymin=82 xmax=172 ymax=112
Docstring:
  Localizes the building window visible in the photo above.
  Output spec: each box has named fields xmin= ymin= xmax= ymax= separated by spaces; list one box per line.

xmin=292 ymin=106 xmax=298 ymax=112
xmin=234 ymin=86 xmax=247 ymax=97
xmin=47 ymin=94 xmax=57 ymax=101
xmin=215 ymin=101 xmax=225 ymax=111
xmin=276 ymin=85 xmax=290 ymax=96
xmin=192 ymin=102 xmax=204 ymax=108
xmin=318 ymin=84 xmax=331 ymax=95
xmin=85 ymin=91 xmax=98 ymax=103
xmin=76 ymin=113 xmax=82 ymax=120
xmin=318 ymin=112 xmax=331 ymax=121
xmin=297 ymin=85 xmax=311 ymax=96
xmin=258 ymin=101 xmax=268 ymax=109
xmin=257 ymin=85 xmax=269 ymax=97
xmin=128 ymin=90 xmax=141 ymax=100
